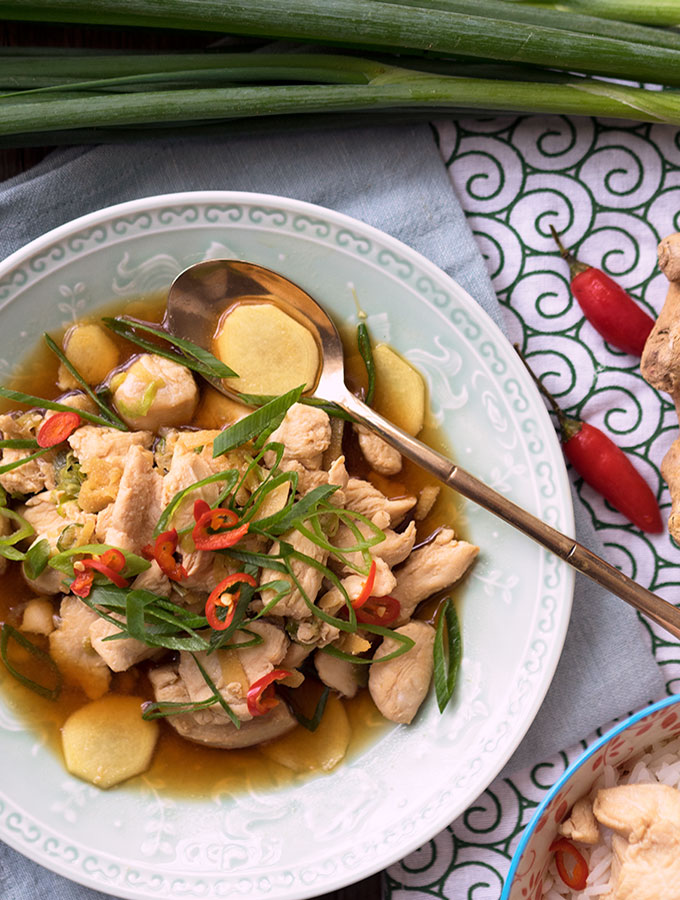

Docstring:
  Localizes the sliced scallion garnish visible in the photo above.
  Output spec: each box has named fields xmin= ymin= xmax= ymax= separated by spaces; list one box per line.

xmin=43 ymin=332 xmax=128 ymax=431
xmin=0 ymin=439 xmax=39 ymax=450
xmin=153 ymin=467 xmax=240 ymax=537
xmin=0 ymin=624 xmax=62 ymax=701
xmin=0 ymin=506 xmax=34 ymax=560
xmin=0 ymin=446 xmax=51 ymax=475
xmin=102 ymin=316 xmax=236 ymax=380
xmin=280 ymin=682 xmax=330 ymax=732
xmin=433 ymin=597 xmax=462 ymax=713
xmin=0 ymin=385 xmax=122 ymax=429
xmin=22 ymin=537 xmax=50 ymax=580
xmin=212 ymin=385 xmax=304 ymax=457
xmin=357 ymin=322 xmax=376 ymax=406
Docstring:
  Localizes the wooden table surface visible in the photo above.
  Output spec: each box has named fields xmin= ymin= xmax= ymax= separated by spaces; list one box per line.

xmin=0 ymin=19 xmax=381 ymax=900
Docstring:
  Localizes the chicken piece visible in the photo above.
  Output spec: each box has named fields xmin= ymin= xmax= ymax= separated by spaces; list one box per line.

xmin=295 ymin=618 xmax=340 ymax=648
xmin=149 ymin=660 xmax=297 ymax=749
xmin=260 ymin=526 xmax=329 ymax=619
xmin=354 ymin=424 xmax=402 ymax=476
xmin=558 ymin=797 xmax=600 ymax=844
xmin=19 ymin=492 xmax=97 ymax=594
xmin=315 ymin=650 xmax=361 ymax=698
xmin=333 ymin=508 xmax=416 ymax=570
xmin=593 ymin=783 xmax=680 ymax=900
xmin=89 ymin=614 xmax=160 ymax=672
xmin=177 ymin=620 xmax=289 ymax=723
xmin=368 ymin=621 xmax=435 ymax=724
xmin=68 ymin=425 xmax=154 ymax=514
xmin=20 ymin=596 xmax=55 ymax=635
xmin=68 ymin=424 xmax=153 ymax=465
xmin=266 ymin=403 xmax=331 ymax=470
xmin=132 ymin=560 xmax=171 ymax=598
xmin=344 ymin=476 xmax=416 ymax=527
xmin=49 ymin=595 xmax=111 ymax=699
xmin=281 ymin=641 xmax=313 ymax=670
xmin=104 ymin=445 xmax=163 ymax=554
xmin=161 ymin=430 xmax=249 ymax=532
xmin=415 ymin=485 xmax=440 ymax=521
xmin=111 ymin=353 xmax=199 ymax=432
xmin=343 ymin=557 xmax=396 ymax=600
xmin=392 ymin=528 xmax=479 ymax=623
xmin=0 ymin=412 xmax=56 ymax=495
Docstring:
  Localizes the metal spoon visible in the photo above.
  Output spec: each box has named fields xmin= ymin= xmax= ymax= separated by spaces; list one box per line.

xmin=166 ymin=258 xmax=680 ymax=641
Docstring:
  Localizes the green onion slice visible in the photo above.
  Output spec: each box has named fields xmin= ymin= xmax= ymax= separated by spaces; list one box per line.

xmin=43 ymin=332 xmax=128 ymax=430
xmin=433 ymin=597 xmax=462 ymax=713
xmin=0 ymin=624 xmax=62 ymax=701
xmin=357 ymin=322 xmax=376 ymax=406
xmin=22 ymin=537 xmax=50 ymax=580
xmin=102 ymin=316 xmax=236 ymax=380
xmin=0 ymin=385 xmax=120 ymax=429
xmin=212 ymin=385 xmax=304 ymax=457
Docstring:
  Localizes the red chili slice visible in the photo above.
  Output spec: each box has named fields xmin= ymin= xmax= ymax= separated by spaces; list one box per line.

xmin=205 ymin=572 xmax=257 ymax=631
xmin=80 ymin=558 xmax=129 ymax=589
xmin=246 ymin=668 xmax=292 ymax=717
xmin=192 ymin=506 xmax=249 ymax=551
xmin=70 ymin=548 xmax=130 ymax=597
xmin=549 ymin=838 xmax=589 ymax=891
xmin=193 ymin=499 xmax=211 ymax=523
xmin=351 ymin=560 xmax=377 ymax=611
xmin=70 ymin=568 xmax=94 ymax=598
xmin=100 ymin=547 xmax=126 ymax=573
xmin=37 ymin=411 xmax=81 ymax=448
xmin=142 ymin=529 xmax=187 ymax=582
xmin=355 ymin=595 xmax=401 ymax=626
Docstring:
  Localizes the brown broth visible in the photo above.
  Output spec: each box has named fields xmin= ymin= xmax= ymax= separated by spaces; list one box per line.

xmin=0 ymin=294 xmax=470 ymax=798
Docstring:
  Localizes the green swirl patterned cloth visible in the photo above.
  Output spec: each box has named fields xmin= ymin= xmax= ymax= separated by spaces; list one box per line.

xmin=386 ymin=115 xmax=680 ymax=900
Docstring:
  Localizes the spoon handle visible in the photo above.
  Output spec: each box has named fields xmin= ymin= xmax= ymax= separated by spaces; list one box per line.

xmin=340 ymin=390 xmax=680 ymax=641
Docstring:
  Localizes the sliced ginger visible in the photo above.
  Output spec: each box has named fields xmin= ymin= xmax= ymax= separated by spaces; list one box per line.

xmin=214 ymin=302 xmax=319 ymax=396
xmin=260 ymin=693 xmax=350 ymax=773
xmin=372 ymin=344 xmax=426 ymax=436
xmin=61 ymin=695 xmax=158 ymax=789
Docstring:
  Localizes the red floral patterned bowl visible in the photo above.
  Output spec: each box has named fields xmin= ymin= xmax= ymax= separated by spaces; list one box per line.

xmin=502 ymin=693 xmax=680 ymax=900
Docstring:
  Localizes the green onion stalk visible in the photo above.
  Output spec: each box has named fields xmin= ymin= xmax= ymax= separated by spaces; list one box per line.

xmin=4 ymin=58 xmax=680 ymax=141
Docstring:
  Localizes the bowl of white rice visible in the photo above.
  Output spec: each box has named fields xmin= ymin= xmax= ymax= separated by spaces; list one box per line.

xmin=502 ymin=693 xmax=680 ymax=900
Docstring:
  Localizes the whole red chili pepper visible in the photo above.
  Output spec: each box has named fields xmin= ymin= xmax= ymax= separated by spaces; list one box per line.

xmin=518 ymin=349 xmax=662 ymax=534
xmin=551 ymin=226 xmax=655 ymax=357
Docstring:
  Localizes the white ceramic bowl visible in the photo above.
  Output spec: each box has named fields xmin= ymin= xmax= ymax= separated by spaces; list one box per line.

xmin=502 ymin=694 xmax=680 ymax=900
xmin=0 ymin=192 xmax=574 ymax=899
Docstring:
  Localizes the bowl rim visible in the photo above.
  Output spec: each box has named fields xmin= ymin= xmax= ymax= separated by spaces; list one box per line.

xmin=501 ymin=692 xmax=680 ymax=899
xmin=0 ymin=189 xmax=576 ymax=898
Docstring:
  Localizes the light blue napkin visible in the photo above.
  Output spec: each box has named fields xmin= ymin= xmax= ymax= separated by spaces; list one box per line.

xmin=0 ymin=124 xmax=664 ymax=899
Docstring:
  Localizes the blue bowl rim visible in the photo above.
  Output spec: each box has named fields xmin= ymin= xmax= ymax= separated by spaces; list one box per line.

xmin=501 ymin=692 xmax=680 ymax=899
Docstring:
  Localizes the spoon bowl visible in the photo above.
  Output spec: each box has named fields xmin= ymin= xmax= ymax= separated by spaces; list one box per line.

xmin=167 ymin=258 xmax=680 ymax=642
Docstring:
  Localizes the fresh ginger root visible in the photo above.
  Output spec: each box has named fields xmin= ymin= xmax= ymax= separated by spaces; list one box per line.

xmin=641 ymin=232 xmax=680 ymax=541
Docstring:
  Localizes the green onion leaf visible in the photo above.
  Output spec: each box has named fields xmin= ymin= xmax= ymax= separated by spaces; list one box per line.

xmin=141 ymin=695 xmax=220 ymax=720
xmin=48 ymin=543 xmax=150 ymax=577
xmin=191 ymin=653 xmax=241 ymax=728
xmin=0 ymin=385 xmax=122 ymax=429
xmin=322 ymin=623 xmax=415 ymax=665
xmin=264 ymin=484 xmax=339 ymax=536
xmin=0 ymin=446 xmax=51 ymax=475
xmin=280 ymin=682 xmax=330 ymax=732
xmin=154 ymin=468 xmax=240 ymax=536
xmin=433 ymin=597 xmax=462 ymax=713
xmin=22 ymin=537 xmax=50 ymax=580
xmin=213 ymin=385 xmax=304 ymax=457
xmin=238 ymin=392 xmax=354 ymax=422
xmin=0 ymin=506 xmax=34 ymax=559
xmin=43 ymin=333 xmax=128 ymax=430
xmin=0 ymin=439 xmax=39 ymax=449
xmin=102 ymin=316 xmax=236 ymax=379
xmin=357 ymin=322 xmax=376 ymax=406
xmin=0 ymin=623 xmax=62 ymax=701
